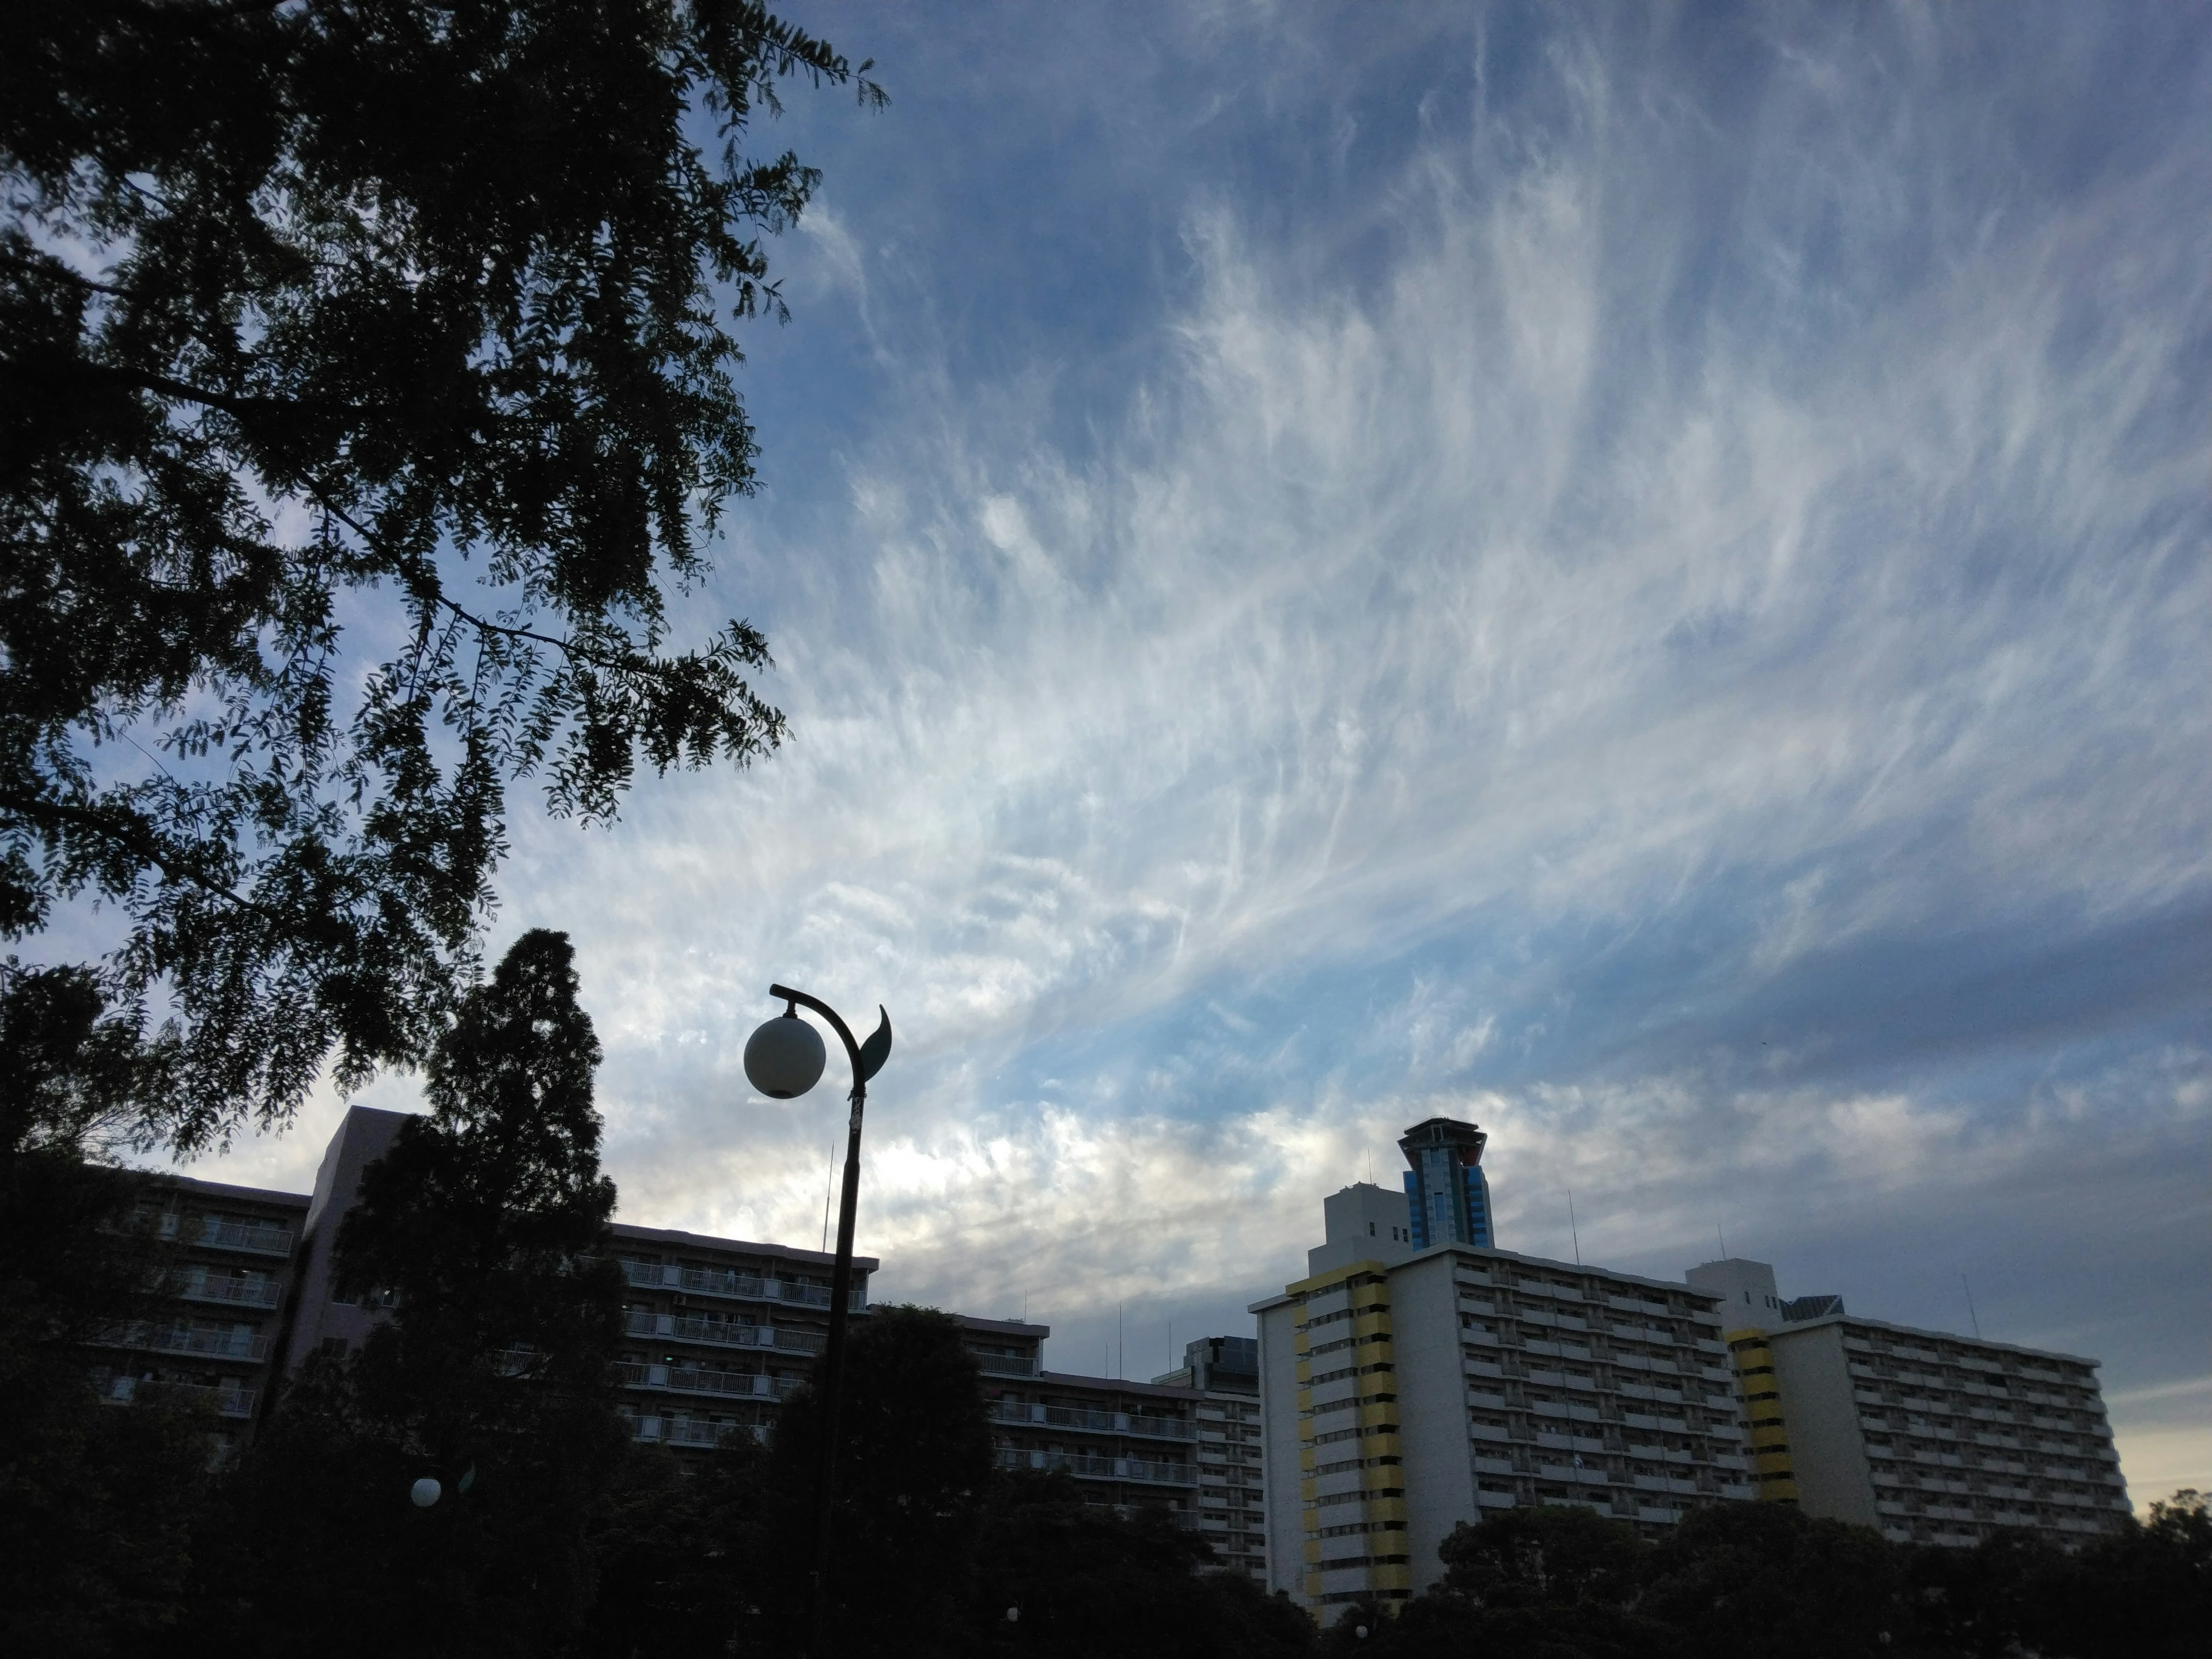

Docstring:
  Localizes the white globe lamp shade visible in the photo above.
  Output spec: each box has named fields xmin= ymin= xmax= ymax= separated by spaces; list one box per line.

xmin=410 ymin=1476 xmax=442 ymax=1508
xmin=745 ymin=1013 xmax=827 ymax=1100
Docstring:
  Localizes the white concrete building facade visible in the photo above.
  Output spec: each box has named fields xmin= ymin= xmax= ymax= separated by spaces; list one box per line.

xmin=1154 ymin=1336 xmax=1269 ymax=1581
xmin=1687 ymin=1258 xmax=2131 ymax=1548
xmin=1255 ymin=1234 xmax=1755 ymax=1616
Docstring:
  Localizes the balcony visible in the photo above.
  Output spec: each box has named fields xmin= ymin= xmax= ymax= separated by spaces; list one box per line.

xmin=993 ymin=1446 xmax=1195 ymax=1487
xmin=630 ymin=1414 xmax=763 ymax=1448
xmin=618 ymin=1361 xmax=805 ymax=1402
xmin=622 ymin=1310 xmax=825 ymax=1354
xmin=987 ymin=1400 xmax=1194 ymax=1441
xmin=619 ymin=1258 xmax=854 ymax=1309
xmin=1537 ymin=1463 xmax=1610 ymax=1487
xmin=101 ymin=1374 xmax=259 ymax=1418
xmin=195 ymin=1217 xmax=297 ymax=1257
xmin=99 ymin=1322 xmax=269 ymax=1362
xmin=1517 ymin=1281 xmax=1585 ymax=1304
xmin=177 ymin=1270 xmax=282 ymax=1309
xmin=974 ymin=1352 xmax=1040 ymax=1377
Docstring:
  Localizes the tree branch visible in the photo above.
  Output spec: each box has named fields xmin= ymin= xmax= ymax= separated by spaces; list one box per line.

xmin=0 ymin=789 xmax=273 ymax=918
xmin=308 ymin=484 xmax=752 ymax=691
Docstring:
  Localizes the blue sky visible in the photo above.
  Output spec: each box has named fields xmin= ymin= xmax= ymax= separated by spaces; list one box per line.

xmin=183 ymin=3 xmax=2209 ymax=1501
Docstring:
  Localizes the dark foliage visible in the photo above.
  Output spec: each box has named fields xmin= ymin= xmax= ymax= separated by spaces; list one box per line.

xmin=574 ymin=1307 xmax=1317 ymax=1658
xmin=2062 ymin=1489 xmax=2212 ymax=1659
xmin=1637 ymin=1498 xmax=1916 ymax=1654
xmin=1 ymin=2 xmax=881 ymax=1151
xmin=0 ymin=961 xmax=215 ymax=1656
xmin=1437 ymin=1500 xmax=1644 ymax=1608
xmin=972 ymin=1470 xmax=1316 ymax=1658
xmin=578 ymin=1435 xmax=777 ymax=1658
xmin=1338 ymin=1496 xmax=2212 ymax=1659
xmin=768 ymin=1305 xmax=997 ymax=1656
xmin=204 ymin=929 xmax=627 ymax=1657
xmin=1917 ymin=1490 xmax=2210 ymax=1659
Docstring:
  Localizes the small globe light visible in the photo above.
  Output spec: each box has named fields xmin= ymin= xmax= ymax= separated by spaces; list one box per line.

xmin=744 ymin=1012 xmax=826 ymax=1099
xmin=1005 ymin=1605 xmax=1020 ymax=1623
xmin=1355 ymin=1626 xmax=1369 ymax=1639
xmin=410 ymin=1477 xmax=442 ymax=1508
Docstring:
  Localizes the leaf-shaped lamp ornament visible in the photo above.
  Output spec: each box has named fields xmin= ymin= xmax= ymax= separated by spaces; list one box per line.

xmin=857 ymin=1006 xmax=893 ymax=1083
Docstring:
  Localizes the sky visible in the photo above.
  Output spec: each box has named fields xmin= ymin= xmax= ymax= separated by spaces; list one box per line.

xmin=168 ymin=2 xmax=2209 ymax=1505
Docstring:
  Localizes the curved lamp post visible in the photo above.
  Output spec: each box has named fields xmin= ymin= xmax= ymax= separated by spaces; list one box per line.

xmin=743 ymin=984 xmax=891 ymax=1658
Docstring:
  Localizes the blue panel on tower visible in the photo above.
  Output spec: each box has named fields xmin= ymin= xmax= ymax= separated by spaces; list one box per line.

xmin=1464 ymin=1166 xmax=1493 ymax=1248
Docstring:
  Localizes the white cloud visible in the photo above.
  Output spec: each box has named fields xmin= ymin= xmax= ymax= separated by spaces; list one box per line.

xmin=169 ymin=7 xmax=2208 ymax=1447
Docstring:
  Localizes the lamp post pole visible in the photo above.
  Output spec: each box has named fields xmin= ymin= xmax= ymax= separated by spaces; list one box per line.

xmin=753 ymin=984 xmax=891 ymax=1659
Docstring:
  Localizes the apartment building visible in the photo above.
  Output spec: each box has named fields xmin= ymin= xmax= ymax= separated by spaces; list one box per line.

xmin=1253 ymin=1134 xmax=1754 ymax=1619
xmin=1687 ymin=1259 xmax=2131 ymax=1548
xmin=959 ymin=1315 xmax=1205 ymax=1528
xmin=92 ymin=1175 xmax=309 ymax=1459
xmin=276 ymin=1105 xmax=873 ymax=1453
xmin=611 ymin=1222 xmax=869 ymax=1449
xmin=1154 ymin=1336 xmax=1269 ymax=1581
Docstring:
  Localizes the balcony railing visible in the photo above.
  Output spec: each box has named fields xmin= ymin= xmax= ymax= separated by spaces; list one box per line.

xmin=177 ymin=1270 xmax=282 ymax=1309
xmin=630 ymin=1414 xmax=764 ymax=1448
xmin=618 ymin=1361 xmax=805 ymax=1402
xmin=101 ymin=1374 xmax=260 ymax=1418
xmin=195 ymin=1217 xmax=297 ymax=1257
xmin=99 ymin=1322 xmax=270 ymax=1362
xmin=987 ymin=1400 xmax=1194 ymax=1441
xmin=974 ymin=1352 xmax=1040 ymax=1377
xmin=619 ymin=1259 xmax=857 ymax=1309
xmin=994 ymin=1446 xmax=1195 ymax=1487
xmin=622 ymin=1309 xmax=827 ymax=1354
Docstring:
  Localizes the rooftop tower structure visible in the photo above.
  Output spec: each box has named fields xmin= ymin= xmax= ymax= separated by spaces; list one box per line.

xmin=1400 ymin=1116 xmax=1494 ymax=1250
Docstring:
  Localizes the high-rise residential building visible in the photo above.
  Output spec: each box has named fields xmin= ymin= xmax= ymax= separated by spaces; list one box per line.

xmin=89 ymin=1175 xmax=309 ymax=1461
xmin=86 ymin=1107 xmax=1213 ymax=1517
xmin=1253 ymin=1161 xmax=1753 ymax=1619
xmin=961 ymin=1315 xmax=1205 ymax=1531
xmin=608 ymin=1221 xmax=870 ymax=1450
xmin=1153 ymin=1336 xmax=1270 ymax=1580
xmin=1687 ymin=1259 xmax=2132 ymax=1549
xmin=1400 ymin=1116 xmax=1494 ymax=1251
xmin=276 ymin=1106 xmax=872 ymax=1452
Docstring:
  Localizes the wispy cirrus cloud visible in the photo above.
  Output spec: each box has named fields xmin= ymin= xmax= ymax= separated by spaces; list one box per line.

xmin=183 ymin=3 xmax=2209 ymax=1499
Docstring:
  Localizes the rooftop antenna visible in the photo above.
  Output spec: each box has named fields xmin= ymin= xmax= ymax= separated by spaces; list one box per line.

xmin=1962 ymin=1273 xmax=1982 ymax=1339
xmin=1717 ymin=1224 xmax=1728 ymax=1259
xmin=1567 ymin=1189 xmax=1582 ymax=1265
xmin=820 ymin=1139 xmax=837 ymax=1253
xmin=1118 ymin=1300 xmax=1124 ymax=1380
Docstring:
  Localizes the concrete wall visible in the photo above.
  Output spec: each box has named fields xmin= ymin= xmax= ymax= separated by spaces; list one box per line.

xmin=1769 ymin=1320 xmax=1877 ymax=1525
xmin=1389 ymin=1251 xmax=1476 ymax=1596
xmin=1685 ymin=1257 xmax=1785 ymax=1330
xmin=1255 ymin=1294 xmax=1305 ymax=1599
xmin=279 ymin=1105 xmax=410 ymax=1373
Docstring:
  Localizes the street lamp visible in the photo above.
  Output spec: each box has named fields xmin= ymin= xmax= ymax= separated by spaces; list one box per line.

xmin=743 ymin=984 xmax=892 ymax=1658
